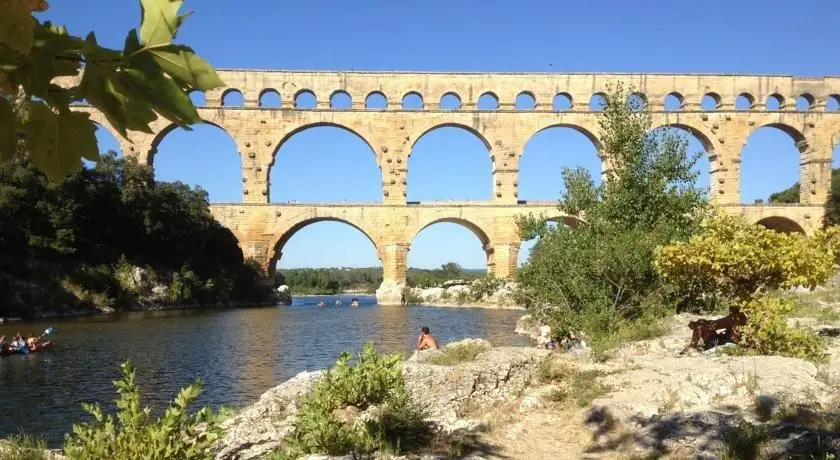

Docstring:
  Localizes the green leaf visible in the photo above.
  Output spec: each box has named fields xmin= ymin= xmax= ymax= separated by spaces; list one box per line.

xmin=0 ymin=97 xmax=15 ymax=162
xmin=149 ymin=45 xmax=224 ymax=91
xmin=78 ymin=63 xmax=157 ymax=137
xmin=23 ymin=102 xmax=99 ymax=180
xmin=117 ymin=67 xmax=199 ymax=126
xmin=139 ymin=0 xmax=188 ymax=47
xmin=0 ymin=0 xmax=38 ymax=53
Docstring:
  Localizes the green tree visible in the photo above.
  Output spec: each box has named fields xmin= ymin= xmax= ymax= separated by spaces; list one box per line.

xmin=515 ymin=83 xmax=707 ymax=346
xmin=0 ymin=0 xmax=223 ymax=180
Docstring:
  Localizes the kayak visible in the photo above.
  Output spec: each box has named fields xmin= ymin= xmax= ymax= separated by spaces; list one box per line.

xmin=0 ymin=340 xmax=53 ymax=357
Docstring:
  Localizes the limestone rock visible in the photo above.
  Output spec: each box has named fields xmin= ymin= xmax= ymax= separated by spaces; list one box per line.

xmin=514 ymin=314 xmax=540 ymax=340
xmin=215 ymin=370 xmax=324 ymax=460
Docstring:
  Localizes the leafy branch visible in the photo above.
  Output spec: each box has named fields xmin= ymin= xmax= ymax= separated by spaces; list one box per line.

xmin=0 ymin=0 xmax=225 ymax=180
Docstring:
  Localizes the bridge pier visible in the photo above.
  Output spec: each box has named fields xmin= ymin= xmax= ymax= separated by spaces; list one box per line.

xmin=488 ymin=242 xmax=520 ymax=280
xmin=376 ymin=242 xmax=409 ymax=305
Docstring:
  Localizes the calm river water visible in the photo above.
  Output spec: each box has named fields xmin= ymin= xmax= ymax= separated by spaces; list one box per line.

xmin=0 ymin=296 xmax=528 ymax=445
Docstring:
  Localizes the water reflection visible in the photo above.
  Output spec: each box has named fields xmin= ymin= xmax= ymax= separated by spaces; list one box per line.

xmin=0 ymin=297 xmax=528 ymax=445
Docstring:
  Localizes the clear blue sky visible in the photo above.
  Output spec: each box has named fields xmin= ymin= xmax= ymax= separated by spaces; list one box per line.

xmin=46 ymin=0 xmax=840 ymax=270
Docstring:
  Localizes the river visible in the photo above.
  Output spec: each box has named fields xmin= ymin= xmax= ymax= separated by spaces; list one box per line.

xmin=0 ymin=295 xmax=529 ymax=446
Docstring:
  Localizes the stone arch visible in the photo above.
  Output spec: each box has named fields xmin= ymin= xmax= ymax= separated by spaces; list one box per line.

xmin=478 ymin=92 xmax=499 ymax=110
xmin=590 ymin=92 xmax=607 ymax=111
xmin=402 ymin=91 xmax=424 ymax=110
xmin=294 ymin=89 xmax=317 ymax=109
xmin=189 ymin=90 xmax=206 ymax=107
xmin=412 ymin=217 xmax=491 ymax=248
xmin=409 ymin=123 xmax=492 ymax=152
xmin=330 ymin=90 xmax=352 ymax=109
xmin=407 ymin=124 xmax=493 ymax=201
xmin=268 ymin=123 xmax=382 ymax=201
xmin=650 ymin=122 xmax=717 ymax=155
xmin=439 ymin=92 xmax=461 ymax=110
xmin=702 ymin=93 xmax=721 ymax=111
xmin=515 ymin=91 xmax=536 ymax=110
xmin=766 ymin=93 xmax=785 ymax=111
xmin=664 ymin=92 xmax=685 ymax=111
xmin=365 ymin=91 xmax=388 ymax=109
xmin=149 ymin=120 xmax=240 ymax=166
xmin=222 ymin=89 xmax=244 ymax=107
xmin=736 ymin=93 xmax=756 ymax=110
xmin=755 ymin=216 xmax=805 ymax=234
xmin=268 ymin=217 xmax=380 ymax=274
xmin=740 ymin=123 xmax=806 ymax=204
xmin=259 ymin=89 xmax=282 ymax=108
xmin=527 ymin=123 xmax=603 ymax=155
xmin=796 ymin=93 xmax=815 ymax=111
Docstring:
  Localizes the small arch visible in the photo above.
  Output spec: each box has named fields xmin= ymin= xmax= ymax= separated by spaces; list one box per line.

xmin=589 ymin=93 xmax=607 ymax=112
xmin=553 ymin=93 xmax=573 ymax=111
xmin=736 ymin=93 xmax=755 ymax=110
xmin=439 ymin=92 xmax=461 ymax=110
xmin=188 ymin=90 xmax=206 ymax=107
xmin=515 ymin=92 xmax=536 ymax=110
xmin=755 ymin=216 xmax=805 ymax=234
xmin=221 ymin=89 xmax=244 ymax=107
xmin=330 ymin=90 xmax=352 ymax=109
xmin=295 ymin=90 xmax=317 ymax=109
xmin=828 ymin=95 xmax=840 ymax=112
xmin=664 ymin=92 xmax=684 ymax=112
xmin=477 ymin=92 xmax=499 ymax=110
xmin=796 ymin=94 xmax=815 ymax=111
xmin=701 ymin=93 xmax=721 ymax=111
xmin=365 ymin=91 xmax=388 ymax=110
xmin=259 ymin=89 xmax=281 ymax=108
xmin=402 ymin=92 xmax=424 ymax=110
xmin=766 ymin=94 xmax=785 ymax=111
xmin=627 ymin=92 xmax=647 ymax=111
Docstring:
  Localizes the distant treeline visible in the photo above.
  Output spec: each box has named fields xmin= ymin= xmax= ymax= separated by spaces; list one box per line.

xmin=276 ymin=262 xmax=486 ymax=295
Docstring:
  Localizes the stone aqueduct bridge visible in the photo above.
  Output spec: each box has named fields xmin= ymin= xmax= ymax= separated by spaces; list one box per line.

xmin=76 ymin=70 xmax=840 ymax=303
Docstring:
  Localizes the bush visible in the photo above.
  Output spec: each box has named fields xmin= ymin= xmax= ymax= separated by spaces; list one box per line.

xmin=425 ymin=341 xmax=491 ymax=366
xmin=655 ymin=211 xmax=835 ymax=304
xmin=63 ymin=362 xmax=225 ymax=460
xmin=0 ymin=434 xmax=48 ymax=460
xmin=275 ymin=342 xmax=431 ymax=458
xmin=739 ymin=296 xmax=827 ymax=363
xmin=468 ymin=275 xmax=504 ymax=301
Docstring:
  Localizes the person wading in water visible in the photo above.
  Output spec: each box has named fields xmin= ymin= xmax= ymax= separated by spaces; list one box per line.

xmin=416 ymin=326 xmax=439 ymax=350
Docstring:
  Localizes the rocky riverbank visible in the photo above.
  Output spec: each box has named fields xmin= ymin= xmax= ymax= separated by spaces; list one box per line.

xmin=209 ymin=308 xmax=840 ymax=459
xmin=406 ymin=279 xmax=525 ymax=310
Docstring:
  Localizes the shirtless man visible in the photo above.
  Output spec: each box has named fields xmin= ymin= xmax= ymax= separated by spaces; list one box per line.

xmin=685 ymin=305 xmax=748 ymax=352
xmin=416 ymin=326 xmax=439 ymax=350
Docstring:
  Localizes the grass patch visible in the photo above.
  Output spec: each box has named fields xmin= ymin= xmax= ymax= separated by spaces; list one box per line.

xmin=0 ymin=434 xmax=48 ymax=460
xmin=425 ymin=341 xmax=491 ymax=366
xmin=720 ymin=421 xmax=769 ymax=460
xmin=787 ymin=295 xmax=840 ymax=324
xmin=538 ymin=360 xmax=612 ymax=408
xmin=588 ymin=317 xmax=666 ymax=362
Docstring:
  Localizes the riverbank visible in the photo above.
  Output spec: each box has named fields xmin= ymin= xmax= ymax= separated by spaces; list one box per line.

xmin=406 ymin=278 xmax=525 ymax=310
xmin=208 ymin=301 xmax=840 ymax=458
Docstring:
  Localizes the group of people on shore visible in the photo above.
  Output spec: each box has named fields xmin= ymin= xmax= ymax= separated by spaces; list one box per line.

xmin=0 ymin=333 xmax=46 ymax=354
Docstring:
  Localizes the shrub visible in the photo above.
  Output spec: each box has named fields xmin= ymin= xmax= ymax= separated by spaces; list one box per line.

xmin=468 ymin=275 xmax=504 ymax=301
xmin=655 ymin=211 xmax=835 ymax=304
xmin=739 ymin=296 xmax=827 ymax=363
xmin=63 ymin=362 xmax=225 ymax=460
xmin=0 ymin=434 xmax=48 ymax=460
xmin=276 ymin=342 xmax=431 ymax=458
xmin=425 ymin=341 xmax=491 ymax=366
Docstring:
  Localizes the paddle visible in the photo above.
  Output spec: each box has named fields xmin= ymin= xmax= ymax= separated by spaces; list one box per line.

xmin=37 ymin=327 xmax=53 ymax=340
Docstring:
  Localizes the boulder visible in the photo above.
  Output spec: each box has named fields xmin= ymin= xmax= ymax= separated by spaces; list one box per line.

xmin=514 ymin=314 xmax=540 ymax=340
xmin=215 ymin=370 xmax=324 ymax=460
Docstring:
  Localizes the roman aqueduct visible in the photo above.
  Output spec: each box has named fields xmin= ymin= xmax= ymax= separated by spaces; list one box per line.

xmin=78 ymin=70 xmax=840 ymax=303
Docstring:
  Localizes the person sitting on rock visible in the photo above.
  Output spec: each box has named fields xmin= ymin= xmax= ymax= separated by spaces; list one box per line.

xmin=416 ymin=326 xmax=439 ymax=350
xmin=684 ymin=305 xmax=748 ymax=352
xmin=536 ymin=324 xmax=554 ymax=349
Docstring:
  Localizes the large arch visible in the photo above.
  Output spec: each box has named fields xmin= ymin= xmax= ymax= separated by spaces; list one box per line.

xmin=755 ymin=216 xmax=805 ymax=234
xmin=408 ymin=219 xmax=491 ymax=271
xmin=407 ymin=125 xmax=493 ymax=201
xmin=518 ymin=125 xmax=602 ymax=201
xmin=151 ymin=122 xmax=242 ymax=202
xmin=270 ymin=218 xmax=380 ymax=274
xmin=269 ymin=124 xmax=382 ymax=203
xmin=741 ymin=124 xmax=805 ymax=204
